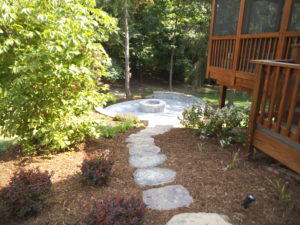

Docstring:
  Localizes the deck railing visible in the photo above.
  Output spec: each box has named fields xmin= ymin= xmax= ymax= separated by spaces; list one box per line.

xmin=238 ymin=36 xmax=278 ymax=73
xmin=209 ymin=33 xmax=300 ymax=74
xmin=247 ymin=60 xmax=300 ymax=147
xmin=210 ymin=37 xmax=235 ymax=70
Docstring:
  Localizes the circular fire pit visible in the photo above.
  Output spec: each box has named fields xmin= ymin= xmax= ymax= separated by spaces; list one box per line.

xmin=139 ymin=99 xmax=166 ymax=113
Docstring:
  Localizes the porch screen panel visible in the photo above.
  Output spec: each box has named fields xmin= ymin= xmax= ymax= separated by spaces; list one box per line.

xmin=288 ymin=0 xmax=300 ymax=31
xmin=213 ymin=0 xmax=240 ymax=36
xmin=242 ymin=0 xmax=284 ymax=34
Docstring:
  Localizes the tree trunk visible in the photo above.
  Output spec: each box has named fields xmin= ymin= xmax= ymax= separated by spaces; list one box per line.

xmin=124 ymin=0 xmax=131 ymax=99
xmin=227 ymin=89 xmax=236 ymax=107
xmin=169 ymin=47 xmax=175 ymax=91
xmin=169 ymin=16 xmax=178 ymax=92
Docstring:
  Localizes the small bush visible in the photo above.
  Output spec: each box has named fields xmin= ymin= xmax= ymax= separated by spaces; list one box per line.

xmin=115 ymin=121 xmax=134 ymax=133
xmin=81 ymin=150 xmax=114 ymax=186
xmin=0 ymin=168 xmax=53 ymax=218
xmin=101 ymin=119 xmax=143 ymax=139
xmin=101 ymin=126 xmax=117 ymax=139
xmin=180 ymin=104 xmax=250 ymax=147
xmin=113 ymin=114 xmax=139 ymax=124
xmin=82 ymin=195 xmax=146 ymax=225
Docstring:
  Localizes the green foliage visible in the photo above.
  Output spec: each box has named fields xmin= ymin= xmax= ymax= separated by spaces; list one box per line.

xmin=0 ymin=0 xmax=117 ymax=154
xmin=113 ymin=114 xmax=139 ymax=124
xmin=101 ymin=126 xmax=118 ymax=139
xmin=101 ymin=117 xmax=143 ymax=139
xmin=0 ymin=168 xmax=53 ymax=218
xmin=96 ymin=0 xmax=211 ymax=86
xmin=104 ymin=58 xmax=124 ymax=82
xmin=81 ymin=150 xmax=114 ymax=186
xmin=267 ymin=177 xmax=291 ymax=202
xmin=180 ymin=104 xmax=250 ymax=147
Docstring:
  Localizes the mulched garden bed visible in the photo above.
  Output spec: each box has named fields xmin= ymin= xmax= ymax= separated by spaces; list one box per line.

xmin=0 ymin=128 xmax=299 ymax=225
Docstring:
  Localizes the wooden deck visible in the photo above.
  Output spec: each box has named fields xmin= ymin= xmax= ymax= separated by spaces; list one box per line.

xmin=206 ymin=0 xmax=300 ymax=173
xmin=247 ymin=59 xmax=300 ymax=173
xmin=206 ymin=0 xmax=300 ymax=93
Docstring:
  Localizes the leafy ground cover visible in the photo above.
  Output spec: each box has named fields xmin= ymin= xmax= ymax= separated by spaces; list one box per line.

xmin=0 ymin=127 xmax=299 ymax=225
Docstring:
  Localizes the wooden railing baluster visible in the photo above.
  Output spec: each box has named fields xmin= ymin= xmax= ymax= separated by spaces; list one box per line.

xmin=258 ymin=66 xmax=271 ymax=124
xmin=283 ymin=73 xmax=300 ymax=138
xmin=266 ymin=67 xmax=280 ymax=128
xmin=275 ymin=68 xmax=291 ymax=133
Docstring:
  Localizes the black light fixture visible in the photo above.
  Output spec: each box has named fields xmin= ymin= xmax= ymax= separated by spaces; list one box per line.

xmin=242 ymin=194 xmax=256 ymax=209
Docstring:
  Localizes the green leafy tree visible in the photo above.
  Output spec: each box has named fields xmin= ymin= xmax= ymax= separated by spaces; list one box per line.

xmin=0 ymin=0 xmax=117 ymax=154
xmin=97 ymin=0 xmax=154 ymax=98
xmin=131 ymin=0 xmax=211 ymax=88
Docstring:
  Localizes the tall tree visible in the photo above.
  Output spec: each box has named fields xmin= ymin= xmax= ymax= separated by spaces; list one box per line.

xmin=124 ymin=0 xmax=132 ymax=98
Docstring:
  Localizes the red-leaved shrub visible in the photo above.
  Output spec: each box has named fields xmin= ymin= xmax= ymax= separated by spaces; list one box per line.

xmin=0 ymin=168 xmax=53 ymax=218
xmin=82 ymin=195 xmax=146 ymax=225
xmin=81 ymin=150 xmax=114 ymax=186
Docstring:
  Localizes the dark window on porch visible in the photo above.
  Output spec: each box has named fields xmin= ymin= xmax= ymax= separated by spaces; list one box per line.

xmin=288 ymin=0 xmax=300 ymax=31
xmin=242 ymin=0 xmax=284 ymax=34
xmin=213 ymin=0 xmax=240 ymax=36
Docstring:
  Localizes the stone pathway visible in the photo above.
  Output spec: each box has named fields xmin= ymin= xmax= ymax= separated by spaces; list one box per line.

xmin=126 ymin=125 xmax=233 ymax=225
xmin=126 ymin=125 xmax=194 ymax=210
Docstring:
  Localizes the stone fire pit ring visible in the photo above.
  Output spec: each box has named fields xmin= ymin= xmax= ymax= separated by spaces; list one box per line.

xmin=139 ymin=99 xmax=166 ymax=113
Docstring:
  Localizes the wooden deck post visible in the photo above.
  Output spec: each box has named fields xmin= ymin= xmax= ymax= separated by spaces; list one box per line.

xmin=246 ymin=64 xmax=265 ymax=152
xmin=218 ymin=85 xmax=227 ymax=108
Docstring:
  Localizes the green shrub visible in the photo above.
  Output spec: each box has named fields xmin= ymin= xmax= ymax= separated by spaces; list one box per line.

xmin=113 ymin=114 xmax=139 ymax=124
xmin=0 ymin=0 xmax=117 ymax=154
xmin=0 ymin=168 xmax=53 ymax=218
xmin=115 ymin=121 xmax=133 ymax=133
xmin=81 ymin=150 xmax=114 ymax=186
xmin=101 ymin=126 xmax=117 ymax=139
xmin=82 ymin=195 xmax=146 ymax=225
xmin=180 ymin=104 xmax=250 ymax=147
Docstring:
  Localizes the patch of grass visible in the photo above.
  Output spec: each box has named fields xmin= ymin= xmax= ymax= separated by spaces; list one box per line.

xmin=267 ymin=177 xmax=291 ymax=202
xmin=192 ymin=88 xmax=251 ymax=107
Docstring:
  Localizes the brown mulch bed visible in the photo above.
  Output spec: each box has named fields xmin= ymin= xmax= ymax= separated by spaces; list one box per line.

xmin=0 ymin=128 xmax=299 ymax=225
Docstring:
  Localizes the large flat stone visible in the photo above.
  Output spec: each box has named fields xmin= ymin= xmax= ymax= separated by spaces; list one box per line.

xmin=125 ymin=136 xmax=155 ymax=143
xmin=129 ymin=145 xmax=161 ymax=156
xmin=143 ymin=185 xmax=193 ymax=210
xmin=134 ymin=168 xmax=176 ymax=186
xmin=129 ymin=154 xmax=167 ymax=168
xmin=127 ymin=142 xmax=155 ymax=149
xmin=139 ymin=126 xmax=172 ymax=136
xmin=166 ymin=213 xmax=232 ymax=225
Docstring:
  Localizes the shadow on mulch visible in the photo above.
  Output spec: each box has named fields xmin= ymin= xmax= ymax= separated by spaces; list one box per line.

xmin=0 ymin=127 xmax=299 ymax=225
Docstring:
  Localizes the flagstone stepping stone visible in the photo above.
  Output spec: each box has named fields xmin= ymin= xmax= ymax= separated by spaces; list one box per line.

xmin=125 ymin=136 xmax=154 ymax=143
xmin=143 ymin=185 xmax=193 ymax=210
xmin=133 ymin=168 xmax=176 ymax=186
xmin=129 ymin=154 xmax=167 ymax=168
xmin=166 ymin=213 xmax=232 ymax=225
xmin=127 ymin=142 xmax=155 ymax=149
xmin=139 ymin=126 xmax=172 ymax=136
xmin=129 ymin=145 xmax=161 ymax=156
